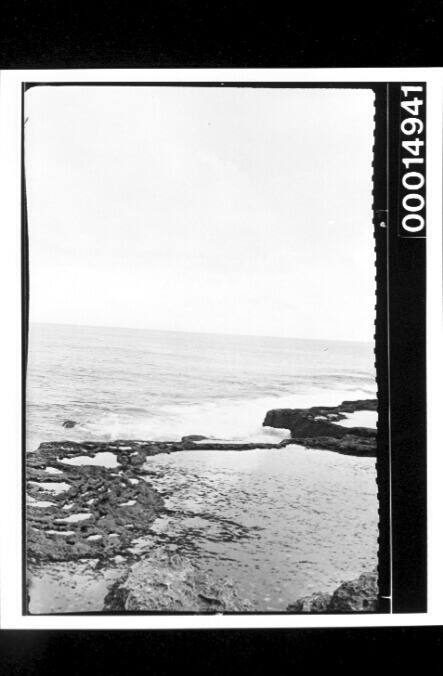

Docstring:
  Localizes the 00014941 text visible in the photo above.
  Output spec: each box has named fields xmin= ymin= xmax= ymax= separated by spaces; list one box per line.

xmin=399 ymin=85 xmax=426 ymax=236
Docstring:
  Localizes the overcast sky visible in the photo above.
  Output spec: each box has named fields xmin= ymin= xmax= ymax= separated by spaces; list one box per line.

xmin=25 ymin=85 xmax=375 ymax=342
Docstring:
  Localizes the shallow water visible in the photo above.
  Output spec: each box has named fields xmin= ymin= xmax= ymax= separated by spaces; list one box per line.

xmin=339 ymin=410 xmax=377 ymax=429
xmin=135 ymin=445 xmax=378 ymax=611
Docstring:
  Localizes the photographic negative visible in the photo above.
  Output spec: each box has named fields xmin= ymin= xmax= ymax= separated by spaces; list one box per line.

xmin=23 ymin=83 xmax=382 ymax=615
xmin=0 ymin=70 xmax=431 ymax=626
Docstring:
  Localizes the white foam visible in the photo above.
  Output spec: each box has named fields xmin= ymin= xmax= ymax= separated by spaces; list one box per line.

xmin=59 ymin=452 xmax=120 ymax=468
xmin=65 ymin=387 xmax=375 ymax=444
xmin=118 ymin=500 xmax=136 ymax=507
xmin=45 ymin=530 xmax=75 ymax=536
xmin=45 ymin=467 xmax=63 ymax=474
xmin=87 ymin=534 xmax=102 ymax=541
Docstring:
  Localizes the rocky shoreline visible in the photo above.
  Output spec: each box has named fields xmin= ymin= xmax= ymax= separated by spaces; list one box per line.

xmin=26 ymin=397 xmax=378 ymax=613
xmin=263 ymin=398 xmax=377 ymax=457
xmin=104 ymin=559 xmax=377 ymax=613
xmin=287 ymin=570 xmax=378 ymax=612
xmin=27 ymin=441 xmax=165 ymax=563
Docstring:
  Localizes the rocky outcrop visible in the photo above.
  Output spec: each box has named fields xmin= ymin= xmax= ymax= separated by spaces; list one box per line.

xmin=287 ymin=591 xmax=331 ymax=612
xmin=263 ymin=399 xmax=377 ymax=457
xmin=263 ymin=398 xmax=377 ymax=434
xmin=328 ymin=571 xmax=378 ymax=611
xmin=62 ymin=420 xmax=77 ymax=428
xmin=104 ymin=550 xmax=252 ymax=612
xmin=26 ymin=441 xmax=165 ymax=563
xmin=26 ymin=436 xmax=287 ymax=565
xmin=297 ymin=435 xmax=376 ymax=457
xmin=287 ymin=571 xmax=378 ymax=613
xmin=340 ymin=399 xmax=377 ymax=412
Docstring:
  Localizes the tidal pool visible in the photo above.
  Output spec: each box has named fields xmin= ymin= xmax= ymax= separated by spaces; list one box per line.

xmin=138 ymin=445 xmax=378 ymax=611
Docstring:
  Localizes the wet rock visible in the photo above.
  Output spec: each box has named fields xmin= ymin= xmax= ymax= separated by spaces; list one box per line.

xmin=328 ymin=571 xmax=378 ymax=612
xmin=294 ymin=435 xmax=377 ymax=457
xmin=103 ymin=550 xmax=253 ymax=612
xmin=263 ymin=399 xmax=377 ymax=457
xmin=287 ymin=571 xmax=378 ymax=613
xmin=340 ymin=399 xmax=377 ymax=413
xmin=287 ymin=591 xmax=331 ymax=612
xmin=26 ymin=443 xmax=164 ymax=563
xmin=182 ymin=441 xmax=281 ymax=451
xmin=62 ymin=420 xmax=77 ymax=428
xmin=129 ymin=450 xmax=148 ymax=466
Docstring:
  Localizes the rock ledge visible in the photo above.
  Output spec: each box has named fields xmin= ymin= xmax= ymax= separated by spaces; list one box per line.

xmin=263 ymin=399 xmax=377 ymax=457
xmin=287 ymin=571 xmax=378 ymax=613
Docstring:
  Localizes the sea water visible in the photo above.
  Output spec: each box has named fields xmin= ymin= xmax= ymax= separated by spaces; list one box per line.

xmin=26 ymin=323 xmax=378 ymax=610
xmin=27 ymin=322 xmax=376 ymax=450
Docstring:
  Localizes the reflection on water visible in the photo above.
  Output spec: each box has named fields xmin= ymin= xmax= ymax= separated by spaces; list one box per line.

xmin=137 ymin=445 xmax=378 ymax=611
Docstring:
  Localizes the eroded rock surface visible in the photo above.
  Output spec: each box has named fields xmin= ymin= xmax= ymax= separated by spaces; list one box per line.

xmin=328 ymin=571 xmax=378 ymax=611
xmin=26 ymin=441 xmax=165 ymax=563
xmin=287 ymin=571 xmax=378 ymax=613
xmin=104 ymin=550 xmax=253 ymax=612
xmin=263 ymin=399 xmax=377 ymax=457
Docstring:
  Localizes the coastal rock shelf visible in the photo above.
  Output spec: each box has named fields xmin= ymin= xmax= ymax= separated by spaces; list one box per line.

xmin=26 ymin=398 xmax=377 ymax=567
xmin=263 ymin=398 xmax=377 ymax=457
xmin=26 ymin=441 xmax=165 ymax=563
xmin=103 ymin=550 xmax=253 ymax=612
xmin=287 ymin=570 xmax=378 ymax=613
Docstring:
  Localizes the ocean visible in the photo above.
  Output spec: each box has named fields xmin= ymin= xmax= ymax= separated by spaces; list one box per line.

xmin=26 ymin=322 xmax=376 ymax=451
xmin=27 ymin=323 xmax=378 ymax=611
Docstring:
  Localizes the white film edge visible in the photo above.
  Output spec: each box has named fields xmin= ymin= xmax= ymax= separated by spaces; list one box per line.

xmin=0 ymin=68 xmax=442 ymax=629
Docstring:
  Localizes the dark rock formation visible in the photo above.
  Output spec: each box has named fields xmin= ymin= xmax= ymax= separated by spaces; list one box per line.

xmin=182 ymin=440 xmax=284 ymax=451
xmin=263 ymin=399 xmax=377 ymax=457
xmin=287 ymin=591 xmax=331 ymax=612
xmin=263 ymin=398 xmax=377 ymax=435
xmin=103 ymin=550 xmax=252 ymax=612
xmin=62 ymin=420 xmax=77 ymax=428
xmin=295 ymin=435 xmax=376 ymax=457
xmin=329 ymin=571 xmax=378 ymax=611
xmin=287 ymin=571 xmax=378 ymax=613
xmin=26 ymin=441 xmax=165 ymax=563
xmin=340 ymin=399 xmax=377 ymax=412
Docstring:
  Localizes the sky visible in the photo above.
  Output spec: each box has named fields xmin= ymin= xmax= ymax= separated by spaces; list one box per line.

xmin=25 ymin=85 xmax=375 ymax=342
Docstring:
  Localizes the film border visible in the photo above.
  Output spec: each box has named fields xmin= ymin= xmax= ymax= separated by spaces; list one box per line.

xmin=20 ymin=80 xmax=427 ymax=615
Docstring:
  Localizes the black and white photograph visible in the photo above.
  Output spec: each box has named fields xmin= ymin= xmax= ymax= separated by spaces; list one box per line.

xmin=0 ymin=63 xmax=440 ymax=633
xmin=23 ymin=83 xmax=381 ymax=615
xmin=0 ymin=0 xmax=441 ymax=661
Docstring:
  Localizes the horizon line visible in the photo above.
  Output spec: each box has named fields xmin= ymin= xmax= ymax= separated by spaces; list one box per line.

xmin=29 ymin=320 xmax=374 ymax=345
